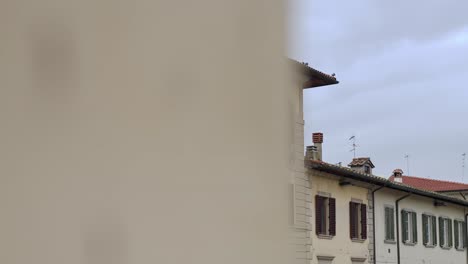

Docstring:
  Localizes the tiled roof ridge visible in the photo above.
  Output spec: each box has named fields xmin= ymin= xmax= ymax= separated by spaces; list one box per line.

xmin=395 ymin=175 xmax=468 ymax=187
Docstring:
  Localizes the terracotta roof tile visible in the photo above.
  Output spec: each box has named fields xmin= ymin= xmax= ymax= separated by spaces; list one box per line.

xmin=348 ymin=157 xmax=375 ymax=168
xmin=388 ymin=175 xmax=468 ymax=192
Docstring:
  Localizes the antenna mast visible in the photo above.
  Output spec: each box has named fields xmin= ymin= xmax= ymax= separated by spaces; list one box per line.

xmin=349 ymin=135 xmax=357 ymax=158
xmin=404 ymin=154 xmax=410 ymax=176
xmin=462 ymin=153 xmax=466 ymax=182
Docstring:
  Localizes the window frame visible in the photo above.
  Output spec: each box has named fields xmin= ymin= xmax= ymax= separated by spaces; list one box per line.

xmin=402 ymin=209 xmax=418 ymax=245
xmin=454 ymin=219 xmax=466 ymax=251
xmin=315 ymin=194 xmax=336 ymax=238
xmin=422 ymin=213 xmax=437 ymax=247
xmin=350 ymin=200 xmax=367 ymax=241
xmin=439 ymin=216 xmax=453 ymax=249
xmin=384 ymin=205 xmax=395 ymax=243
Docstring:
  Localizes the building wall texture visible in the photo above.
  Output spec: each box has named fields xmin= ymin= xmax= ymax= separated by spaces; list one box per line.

xmin=0 ymin=1 xmax=293 ymax=264
xmin=308 ymin=170 xmax=370 ymax=264
xmin=289 ymin=70 xmax=312 ymax=264
xmin=375 ymin=189 xmax=467 ymax=264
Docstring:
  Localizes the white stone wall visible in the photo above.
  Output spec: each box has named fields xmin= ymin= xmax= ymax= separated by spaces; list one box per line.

xmin=289 ymin=69 xmax=313 ymax=264
xmin=375 ymin=188 xmax=467 ymax=264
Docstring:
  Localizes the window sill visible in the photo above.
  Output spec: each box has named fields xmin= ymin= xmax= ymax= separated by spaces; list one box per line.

xmin=384 ymin=240 xmax=396 ymax=244
xmin=317 ymin=234 xmax=334 ymax=240
xmin=440 ymin=246 xmax=452 ymax=250
xmin=403 ymin=241 xmax=417 ymax=246
xmin=351 ymin=238 xmax=366 ymax=243
xmin=424 ymin=244 xmax=436 ymax=248
xmin=456 ymin=248 xmax=466 ymax=251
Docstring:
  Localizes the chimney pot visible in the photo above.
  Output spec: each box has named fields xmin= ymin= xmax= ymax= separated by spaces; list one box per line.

xmin=392 ymin=169 xmax=403 ymax=183
xmin=312 ymin=133 xmax=323 ymax=144
xmin=311 ymin=132 xmax=323 ymax=161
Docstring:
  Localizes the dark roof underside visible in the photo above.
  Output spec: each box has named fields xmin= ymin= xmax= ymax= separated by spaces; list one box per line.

xmin=289 ymin=59 xmax=339 ymax=88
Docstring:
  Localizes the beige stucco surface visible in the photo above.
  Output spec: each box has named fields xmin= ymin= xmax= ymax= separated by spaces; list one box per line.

xmin=0 ymin=1 xmax=293 ymax=264
xmin=309 ymin=170 xmax=370 ymax=264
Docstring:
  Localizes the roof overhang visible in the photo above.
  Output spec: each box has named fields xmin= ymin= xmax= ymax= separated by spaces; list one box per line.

xmin=289 ymin=59 xmax=339 ymax=89
xmin=306 ymin=160 xmax=468 ymax=207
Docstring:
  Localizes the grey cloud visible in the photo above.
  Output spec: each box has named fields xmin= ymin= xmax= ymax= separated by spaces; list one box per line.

xmin=292 ymin=0 xmax=468 ymax=182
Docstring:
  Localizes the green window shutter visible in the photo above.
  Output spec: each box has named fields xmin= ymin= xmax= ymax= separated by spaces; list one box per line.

xmin=439 ymin=217 xmax=445 ymax=247
xmin=391 ymin=208 xmax=395 ymax=240
xmin=402 ymin=210 xmax=408 ymax=243
xmin=432 ymin=216 xmax=437 ymax=246
xmin=385 ymin=207 xmax=393 ymax=240
xmin=384 ymin=207 xmax=389 ymax=240
xmin=412 ymin=212 xmax=418 ymax=243
xmin=463 ymin=222 xmax=467 ymax=248
xmin=455 ymin=220 xmax=460 ymax=249
xmin=422 ymin=214 xmax=428 ymax=245
xmin=448 ymin=219 xmax=453 ymax=248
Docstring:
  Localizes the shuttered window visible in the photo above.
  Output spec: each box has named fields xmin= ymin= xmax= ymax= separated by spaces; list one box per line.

xmin=401 ymin=210 xmax=417 ymax=244
xmin=384 ymin=206 xmax=395 ymax=241
xmin=315 ymin=195 xmax=336 ymax=237
xmin=454 ymin=220 xmax=466 ymax=250
xmin=350 ymin=201 xmax=367 ymax=240
xmin=439 ymin=217 xmax=453 ymax=249
xmin=422 ymin=214 xmax=437 ymax=247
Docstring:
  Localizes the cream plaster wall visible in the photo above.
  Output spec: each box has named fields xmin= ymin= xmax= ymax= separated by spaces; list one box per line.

xmin=309 ymin=170 xmax=370 ymax=264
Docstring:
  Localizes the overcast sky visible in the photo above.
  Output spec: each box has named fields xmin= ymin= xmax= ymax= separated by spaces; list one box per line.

xmin=289 ymin=0 xmax=468 ymax=182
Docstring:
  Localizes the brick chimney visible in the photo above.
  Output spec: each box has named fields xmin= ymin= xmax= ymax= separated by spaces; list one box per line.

xmin=392 ymin=169 xmax=403 ymax=183
xmin=312 ymin=132 xmax=323 ymax=161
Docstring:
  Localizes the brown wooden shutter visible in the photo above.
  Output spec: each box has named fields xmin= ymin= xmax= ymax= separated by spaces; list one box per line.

xmin=315 ymin=195 xmax=323 ymax=235
xmin=361 ymin=204 xmax=367 ymax=239
xmin=350 ymin=202 xmax=357 ymax=239
xmin=329 ymin=198 xmax=336 ymax=236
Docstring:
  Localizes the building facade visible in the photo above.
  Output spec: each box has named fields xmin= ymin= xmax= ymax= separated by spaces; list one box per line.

xmin=306 ymin=148 xmax=468 ymax=264
xmin=288 ymin=61 xmax=338 ymax=264
xmin=305 ymin=135 xmax=372 ymax=264
xmin=374 ymin=187 xmax=467 ymax=264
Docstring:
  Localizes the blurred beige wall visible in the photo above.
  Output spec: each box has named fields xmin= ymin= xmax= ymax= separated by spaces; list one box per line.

xmin=0 ymin=0 xmax=295 ymax=264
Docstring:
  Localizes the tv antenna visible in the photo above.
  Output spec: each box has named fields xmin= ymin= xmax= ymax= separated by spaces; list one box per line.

xmin=462 ymin=153 xmax=466 ymax=181
xmin=349 ymin=135 xmax=358 ymax=158
xmin=404 ymin=154 xmax=410 ymax=176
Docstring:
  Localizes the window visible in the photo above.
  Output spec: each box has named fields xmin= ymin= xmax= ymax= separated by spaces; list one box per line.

xmin=364 ymin=165 xmax=370 ymax=174
xmin=454 ymin=220 xmax=466 ymax=250
xmin=439 ymin=217 xmax=453 ymax=248
xmin=384 ymin=206 xmax=395 ymax=242
xmin=422 ymin=214 xmax=437 ymax=247
xmin=350 ymin=201 xmax=367 ymax=240
xmin=315 ymin=195 xmax=336 ymax=237
xmin=402 ymin=210 xmax=417 ymax=244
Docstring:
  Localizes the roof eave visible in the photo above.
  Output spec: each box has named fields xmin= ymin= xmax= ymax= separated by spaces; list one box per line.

xmin=306 ymin=160 xmax=468 ymax=207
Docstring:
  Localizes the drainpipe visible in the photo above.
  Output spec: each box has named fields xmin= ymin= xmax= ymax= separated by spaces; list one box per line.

xmin=465 ymin=212 xmax=468 ymax=264
xmin=371 ymin=186 xmax=384 ymax=264
xmin=396 ymin=193 xmax=411 ymax=264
